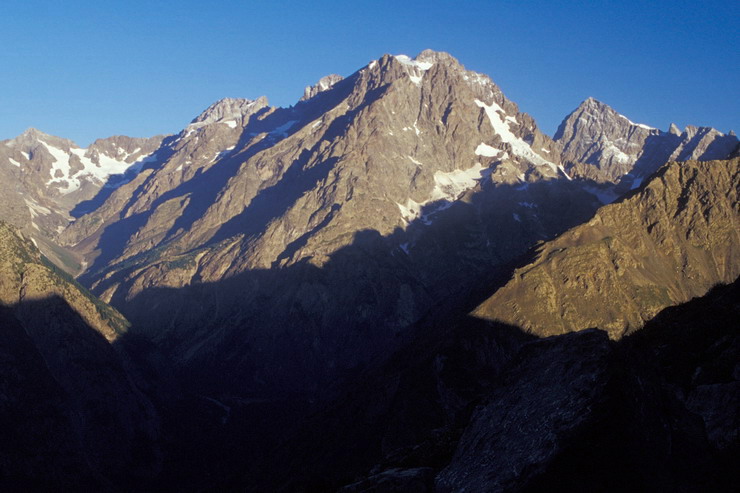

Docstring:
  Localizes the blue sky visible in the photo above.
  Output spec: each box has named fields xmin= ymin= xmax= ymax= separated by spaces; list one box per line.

xmin=1 ymin=0 xmax=737 ymax=146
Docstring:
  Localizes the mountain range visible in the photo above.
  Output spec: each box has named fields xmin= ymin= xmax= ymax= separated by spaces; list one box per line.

xmin=0 ymin=50 xmax=737 ymax=491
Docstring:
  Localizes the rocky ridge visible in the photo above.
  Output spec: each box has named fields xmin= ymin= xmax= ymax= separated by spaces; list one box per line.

xmin=556 ymin=97 xmax=737 ymax=186
xmin=474 ymin=158 xmax=740 ymax=338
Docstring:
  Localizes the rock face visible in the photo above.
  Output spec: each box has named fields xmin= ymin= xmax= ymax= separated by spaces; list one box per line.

xmin=60 ymin=49 xmax=595 ymax=396
xmin=0 ymin=129 xmax=164 ymax=272
xmin=0 ymin=221 xmax=160 ymax=489
xmin=555 ymin=97 xmax=738 ymax=185
xmin=474 ymin=158 xmax=740 ymax=339
xmin=301 ymin=73 xmax=344 ymax=101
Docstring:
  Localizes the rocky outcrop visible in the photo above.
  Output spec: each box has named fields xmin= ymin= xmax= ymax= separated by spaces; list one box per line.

xmin=473 ymin=158 xmax=740 ymax=338
xmin=300 ymin=74 xmax=344 ymax=101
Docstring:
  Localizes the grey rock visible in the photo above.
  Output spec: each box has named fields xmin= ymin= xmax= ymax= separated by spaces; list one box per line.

xmin=300 ymin=74 xmax=344 ymax=101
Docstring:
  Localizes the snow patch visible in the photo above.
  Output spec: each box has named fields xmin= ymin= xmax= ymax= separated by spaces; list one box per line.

xmin=224 ymin=120 xmax=237 ymax=129
xmin=21 ymin=152 xmax=30 ymax=160
xmin=394 ymin=55 xmax=433 ymax=71
xmin=8 ymin=158 xmax=20 ymax=167
xmin=24 ymin=198 xmax=51 ymax=217
xmin=474 ymin=99 xmax=557 ymax=172
xmin=408 ymin=156 xmax=422 ymax=165
xmin=43 ymin=142 xmax=76 ymax=192
xmin=475 ymin=143 xmax=501 ymax=157
xmin=394 ymin=54 xmax=432 ymax=87
xmin=601 ymin=144 xmax=632 ymax=164
xmin=618 ymin=113 xmax=655 ymax=130
xmin=270 ymin=120 xmax=297 ymax=138
xmin=558 ymin=165 xmax=572 ymax=181
xmin=396 ymin=163 xmax=488 ymax=225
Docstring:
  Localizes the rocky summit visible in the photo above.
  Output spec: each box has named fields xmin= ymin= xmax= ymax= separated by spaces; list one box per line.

xmin=0 ymin=49 xmax=738 ymax=491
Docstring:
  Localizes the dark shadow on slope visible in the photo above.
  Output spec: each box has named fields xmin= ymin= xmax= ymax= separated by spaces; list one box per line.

xmin=132 ymin=72 xmax=366 ymax=248
xmin=238 ymin=281 xmax=738 ymax=492
xmin=273 ymin=203 xmax=342 ymax=268
xmin=0 ymin=297 xmax=161 ymax=492
xmin=97 ymin=173 xmax=602 ymax=410
xmin=207 ymin=154 xmax=340 ymax=247
xmin=628 ymin=132 xmax=681 ymax=179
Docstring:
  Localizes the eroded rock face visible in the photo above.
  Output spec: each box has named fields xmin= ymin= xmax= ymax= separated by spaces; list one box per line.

xmin=556 ymin=98 xmax=737 ymax=185
xmin=474 ymin=158 xmax=740 ymax=339
xmin=437 ymin=329 xmax=613 ymax=492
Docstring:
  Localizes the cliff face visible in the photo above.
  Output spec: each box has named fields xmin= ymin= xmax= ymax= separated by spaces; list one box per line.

xmin=473 ymin=158 xmax=740 ymax=338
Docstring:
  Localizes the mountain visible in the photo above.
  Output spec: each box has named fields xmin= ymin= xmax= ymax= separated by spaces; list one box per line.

xmin=1 ymin=48 xmax=738 ymax=491
xmin=555 ymin=97 xmax=737 ymax=186
xmin=0 ymin=221 xmax=160 ymax=490
xmin=58 ymin=50 xmax=599 ymax=396
xmin=0 ymin=129 xmax=164 ymax=271
xmin=473 ymin=157 xmax=740 ymax=338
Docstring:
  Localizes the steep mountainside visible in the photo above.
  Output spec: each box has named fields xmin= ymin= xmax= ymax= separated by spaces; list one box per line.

xmin=59 ymin=50 xmax=600 ymax=395
xmin=555 ymin=97 xmax=737 ymax=186
xmin=0 ymin=129 xmax=164 ymax=271
xmin=474 ymin=158 xmax=739 ymax=338
xmin=0 ymin=221 xmax=160 ymax=489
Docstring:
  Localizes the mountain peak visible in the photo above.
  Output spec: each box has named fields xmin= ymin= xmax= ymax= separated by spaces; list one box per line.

xmin=13 ymin=127 xmax=77 ymax=149
xmin=191 ymin=96 xmax=269 ymax=126
xmin=300 ymin=74 xmax=344 ymax=102
xmin=19 ymin=127 xmax=53 ymax=140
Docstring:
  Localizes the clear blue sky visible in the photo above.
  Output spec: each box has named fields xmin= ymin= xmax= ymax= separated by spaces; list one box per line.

xmin=1 ymin=0 xmax=737 ymax=146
